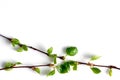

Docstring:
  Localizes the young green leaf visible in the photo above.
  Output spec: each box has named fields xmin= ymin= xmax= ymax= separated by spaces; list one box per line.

xmin=47 ymin=70 xmax=55 ymax=76
xmin=91 ymin=67 xmax=101 ymax=74
xmin=54 ymin=56 xmax=57 ymax=64
xmin=50 ymin=54 xmax=57 ymax=64
xmin=90 ymin=55 xmax=101 ymax=61
xmin=4 ymin=62 xmax=15 ymax=71
xmin=33 ymin=67 xmax=40 ymax=74
xmin=11 ymin=38 xmax=20 ymax=47
xmin=4 ymin=62 xmax=14 ymax=68
xmin=56 ymin=62 xmax=70 ymax=74
xmin=22 ymin=44 xmax=28 ymax=51
xmin=53 ymin=54 xmax=57 ymax=64
xmin=17 ymin=47 xmax=23 ymax=52
xmin=4 ymin=62 xmax=22 ymax=71
xmin=47 ymin=47 xmax=53 ymax=55
xmin=15 ymin=62 xmax=22 ymax=65
xmin=67 ymin=60 xmax=78 ymax=70
xmin=108 ymin=68 xmax=112 ymax=76
xmin=66 ymin=46 xmax=78 ymax=56
xmin=73 ymin=62 xmax=78 ymax=70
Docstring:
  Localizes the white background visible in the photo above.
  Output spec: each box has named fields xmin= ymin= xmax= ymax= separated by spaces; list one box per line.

xmin=0 ymin=0 xmax=120 ymax=80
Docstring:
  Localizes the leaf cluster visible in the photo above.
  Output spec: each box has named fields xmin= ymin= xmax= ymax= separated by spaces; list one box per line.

xmin=11 ymin=38 xmax=28 ymax=52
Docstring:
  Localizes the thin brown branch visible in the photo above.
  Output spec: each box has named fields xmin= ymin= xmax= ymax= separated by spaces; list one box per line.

xmin=0 ymin=64 xmax=52 ymax=70
xmin=78 ymin=61 xmax=120 ymax=70
xmin=0 ymin=34 xmax=120 ymax=71
xmin=0 ymin=34 xmax=64 ymax=60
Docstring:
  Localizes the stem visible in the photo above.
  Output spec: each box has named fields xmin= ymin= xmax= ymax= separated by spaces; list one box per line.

xmin=78 ymin=61 xmax=120 ymax=70
xmin=0 ymin=64 xmax=52 ymax=70
xmin=0 ymin=34 xmax=64 ymax=60
xmin=0 ymin=34 xmax=120 ymax=70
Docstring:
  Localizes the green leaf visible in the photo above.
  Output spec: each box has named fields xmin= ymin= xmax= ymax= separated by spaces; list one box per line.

xmin=4 ymin=62 xmax=14 ymax=68
xmin=91 ymin=67 xmax=101 ymax=74
xmin=66 ymin=46 xmax=78 ymax=56
xmin=4 ymin=62 xmax=15 ymax=71
xmin=73 ymin=62 xmax=77 ymax=70
xmin=90 ymin=55 xmax=101 ymax=61
xmin=47 ymin=70 xmax=55 ymax=76
xmin=56 ymin=62 xmax=70 ymax=74
xmin=22 ymin=44 xmax=28 ymax=51
xmin=4 ymin=62 xmax=22 ymax=71
xmin=17 ymin=47 xmax=23 ymax=52
xmin=47 ymin=47 xmax=53 ymax=55
xmin=33 ymin=67 xmax=40 ymax=74
xmin=50 ymin=54 xmax=57 ymax=64
xmin=54 ymin=56 xmax=57 ymax=64
xmin=56 ymin=61 xmax=78 ymax=74
xmin=67 ymin=60 xmax=78 ymax=70
xmin=108 ymin=68 xmax=112 ymax=76
xmin=53 ymin=54 xmax=57 ymax=64
xmin=15 ymin=62 xmax=22 ymax=65
xmin=11 ymin=38 xmax=20 ymax=47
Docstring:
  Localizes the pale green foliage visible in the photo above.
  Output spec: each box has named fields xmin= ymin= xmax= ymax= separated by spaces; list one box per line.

xmin=108 ymin=68 xmax=112 ymax=76
xmin=90 ymin=55 xmax=101 ymax=61
xmin=17 ymin=47 xmax=23 ymax=52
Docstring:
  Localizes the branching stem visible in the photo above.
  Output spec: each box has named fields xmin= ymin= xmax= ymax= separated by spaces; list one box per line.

xmin=0 ymin=34 xmax=120 ymax=71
